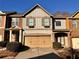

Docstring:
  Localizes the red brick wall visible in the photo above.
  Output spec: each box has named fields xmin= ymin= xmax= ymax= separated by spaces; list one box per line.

xmin=18 ymin=18 xmax=22 ymax=28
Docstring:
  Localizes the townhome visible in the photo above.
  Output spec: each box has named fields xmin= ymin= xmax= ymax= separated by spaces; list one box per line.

xmin=22 ymin=4 xmax=53 ymax=48
xmin=0 ymin=4 xmax=79 ymax=49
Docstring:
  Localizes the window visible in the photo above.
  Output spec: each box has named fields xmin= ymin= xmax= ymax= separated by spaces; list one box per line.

xmin=28 ymin=18 xmax=35 ymax=28
xmin=0 ymin=16 xmax=2 ymax=26
xmin=12 ymin=18 xmax=19 ymax=27
xmin=57 ymin=37 xmax=65 ymax=47
xmin=55 ymin=21 xmax=61 ymax=26
xmin=72 ymin=19 xmax=77 ymax=28
xmin=43 ymin=18 xmax=50 ymax=27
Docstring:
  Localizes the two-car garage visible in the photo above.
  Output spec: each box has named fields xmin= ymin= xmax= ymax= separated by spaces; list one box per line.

xmin=24 ymin=35 xmax=52 ymax=48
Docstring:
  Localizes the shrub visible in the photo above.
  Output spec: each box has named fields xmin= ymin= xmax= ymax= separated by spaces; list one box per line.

xmin=20 ymin=45 xmax=30 ymax=51
xmin=0 ymin=41 xmax=8 ymax=47
xmin=53 ymin=42 xmax=62 ymax=49
xmin=6 ymin=42 xmax=22 ymax=52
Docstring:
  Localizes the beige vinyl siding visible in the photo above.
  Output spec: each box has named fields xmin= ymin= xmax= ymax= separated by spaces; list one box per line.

xmin=22 ymin=18 xmax=52 ymax=29
xmin=55 ymin=20 xmax=66 ymax=29
xmin=26 ymin=7 xmax=50 ymax=17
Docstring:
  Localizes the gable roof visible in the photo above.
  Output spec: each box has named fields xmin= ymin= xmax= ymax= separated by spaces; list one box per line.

xmin=2 ymin=11 xmax=17 ymax=15
xmin=23 ymin=4 xmax=53 ymax=17
xmin=0 ymin=11 xmax=17 ymax=16
xmin=9 ymin=13 xmax=23 ymax=17
xmin=71 ymin=10 xmax=79 ymax=17
xmin=54 ymin=11 xmax=71 ymax=18
xmin=0 ymin=11 xmax=5 ymax=14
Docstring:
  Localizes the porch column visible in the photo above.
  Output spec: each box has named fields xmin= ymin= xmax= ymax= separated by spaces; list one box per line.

xmin=19 ymin=29 xmax=22 ymax=43
xmin=52 ymin=32 xmax=55 ymax=42
xmin=68 ymin=32 xmax=71 ymax=48
xmin=9 ymin=29 xmax=12 ymax=42
xmin=52 ymin=32 xmax=55 ymax=48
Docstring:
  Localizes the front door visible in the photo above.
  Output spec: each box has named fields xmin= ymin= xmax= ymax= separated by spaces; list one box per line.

xmin=56 ymin=36 xmax=65 ymax=47
xmin=11 ymin=31 xmax=19 ymax=42
xmin=55 ymin=32 xmax=68 ymax=48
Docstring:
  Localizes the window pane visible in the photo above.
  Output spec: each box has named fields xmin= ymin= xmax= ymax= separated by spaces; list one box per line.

xmin=56 ymin=21 xmax=61 ymax=26
xmin=28 ymin=18 xmax=34 ymax=26
xmin=61 ymin=37 xmax=64 ymax=45
xmin=58 ymin=37 xmax=61 ymax=43
xmin=72 ymin=20 xmax=77 ymax=28
xmin=12 ymin=18 xmax=19 ymax=27
xmin=43 ymin=18 xmax=50 ymax=26
xmin=16 ymin=18 xmax=19 ymax=25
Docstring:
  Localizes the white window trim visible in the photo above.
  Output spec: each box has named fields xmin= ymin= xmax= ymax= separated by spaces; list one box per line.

xmin=27 ymin=17 xmax=35 ymax=27
xmin=12 ymin=18 xmax=19 ymax=28
xmin=55 ymin=21 xmax=61 ymax=26
xmin=43 ymin=17 xmax=50 ymax=27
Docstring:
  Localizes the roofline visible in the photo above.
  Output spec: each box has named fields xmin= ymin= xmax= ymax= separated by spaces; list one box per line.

xmin=0 ymin=12 xmax=17 ymax=16
xmin=23 ymin=4 xmax=54 ymax=17
xmin=54 ymin=17 xmax=66 ymax=19
xmin=71 ymin=9 xmax=79 ymax=17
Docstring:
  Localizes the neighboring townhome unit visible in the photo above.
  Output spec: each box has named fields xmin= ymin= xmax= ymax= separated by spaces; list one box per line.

xmin=53 ymin=15 xmax=71 ymax=48
xmin=0 ymin=11 xmax=6 ymax=41
xmin=68 ymin=10 xmax=79 ymax=49
xmin=0 ymin=11 xmax=17 ymax=42
xmin=4 ymin=13 xmax=23 ymax=43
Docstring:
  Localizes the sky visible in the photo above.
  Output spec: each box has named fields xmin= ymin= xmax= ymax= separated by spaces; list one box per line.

xmin=0 ymin=0 xmax=79 ymax=14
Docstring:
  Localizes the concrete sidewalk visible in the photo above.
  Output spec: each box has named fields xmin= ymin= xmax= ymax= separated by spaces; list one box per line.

xmin=15 ymin=48 xmax=60 ymax=59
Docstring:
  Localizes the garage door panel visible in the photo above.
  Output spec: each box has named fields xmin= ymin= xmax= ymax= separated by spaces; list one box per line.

xmin=72 ymin=38 xmax=79 ymax=49
xmin=25 ymin=35 xmax=51 ymax=48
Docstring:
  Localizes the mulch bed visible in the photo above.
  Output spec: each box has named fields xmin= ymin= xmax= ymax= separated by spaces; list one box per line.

xmin=56 ymin=48 xmax=71 ymax=59
xmin=0 ymin=50 xmax=18 ymax=58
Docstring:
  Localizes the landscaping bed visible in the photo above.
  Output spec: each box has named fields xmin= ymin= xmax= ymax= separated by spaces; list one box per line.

xmin=55 ymin=48 xmax=79 ymax=59
xmin=0 ymin=49 xmax=17 ymax=58
xmin=0 ymin=41 xmax=30 ymax=58
xmin=57 ymin=48 xmax=71 ymax=59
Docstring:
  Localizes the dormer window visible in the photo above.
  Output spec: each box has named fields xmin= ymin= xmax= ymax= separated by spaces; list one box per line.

xmin=27 ymin=18 xmax=35 ymax=28
xmin=43 ymin=18 xmax=50 ymax=27
xmin=12 ymin=18 xmax=19 ymax=28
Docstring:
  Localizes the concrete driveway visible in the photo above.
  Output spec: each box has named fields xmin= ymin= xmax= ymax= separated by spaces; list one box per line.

xmin=15 ymin=48 xmax=61 ymax=59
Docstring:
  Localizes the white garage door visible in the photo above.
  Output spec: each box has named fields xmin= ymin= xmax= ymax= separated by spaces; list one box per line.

xmin=72 ymin=38 xmax=79 ymax=49
xmin=25 ymin=35 xmax=52 ymax=48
